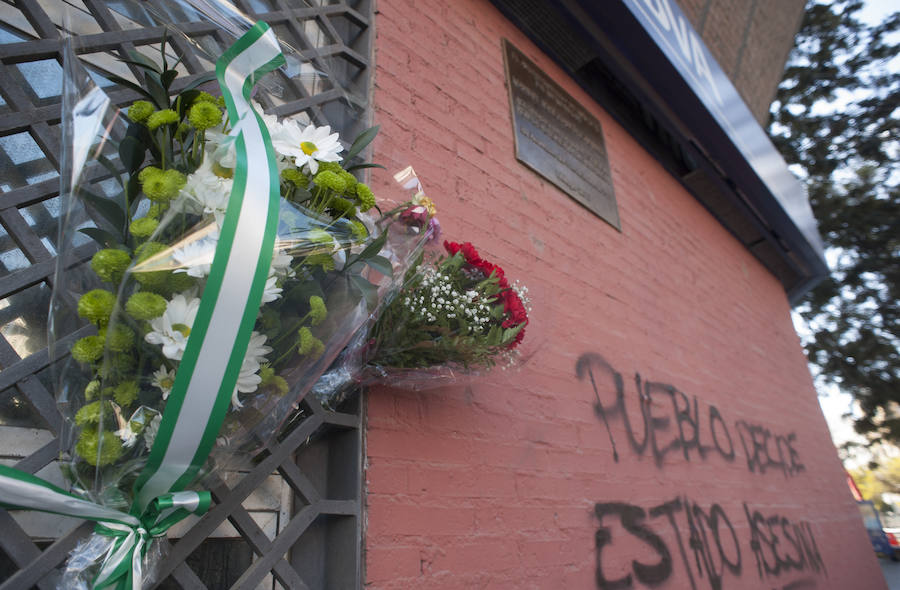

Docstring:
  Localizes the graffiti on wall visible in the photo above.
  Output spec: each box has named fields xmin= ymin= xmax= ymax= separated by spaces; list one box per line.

xmin=594 ymin=497 xmax=826 ymax=590
xmin=575 ymin=353 xmax=804 ymax=477
xmin=576 ymin=353 xmax=826 ymax=590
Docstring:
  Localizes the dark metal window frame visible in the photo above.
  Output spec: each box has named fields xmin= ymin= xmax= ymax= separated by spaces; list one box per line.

xmin=0 ymin=1 xmax=372 ymax=588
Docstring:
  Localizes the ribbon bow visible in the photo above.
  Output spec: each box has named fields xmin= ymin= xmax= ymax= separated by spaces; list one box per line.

xmin=0 ymin=464 xmax=210 ymax=590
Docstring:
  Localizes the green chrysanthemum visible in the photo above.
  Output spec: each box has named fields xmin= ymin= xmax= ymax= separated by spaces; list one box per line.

xmin=146 ymin=203 xmax=165 ymax=219
xmin=328 ymin=197 xmax=357 ymax=218
xmin=260 ymin=308 xmax=280 ymax=334
xmin=192 ymin=91 xmax=218 ymax=105
xmin=114 ymin=380 xmax=139 ymax=407
xmin=355 ymin=183 xmax=375 ymax=212
xmin=146 ymin=108 xmax=179 ymax=131
xmin=74 ymin=400 xmax=114 ymax=426
xmin=91 ymin=249 xmax=131 ymax=284
xmin=98 ymin=354 xmax=135 ymax=381
xmin=142 ymin=168 xmax=186 ymax=203
xmin=75 ymin=429 xmax=122 ymax=466
xmin=282 ymin=168 xmax=309 ymax=189
xmin=168 ymin=271 xmax=196 ymax=293
xmin=125 ymin=291 xmax=166 ymax=320
xmin=297 ymin=327 xmax=325 ymax=359
xmin=71 ymin=335 xmax=105 ymax=363
xmin=307 ymin=228 xmax=335 ymax=246
xmin=85 ymin=380 xmax=101 ymax=401
xmin=308 ymin=295 xmax=327 ymax=326
xmin=306 ymin=253 xmax=335 ymax=271
xmin=313 ymin=170 xmax=348 ymax=193
xmin=350 ymin=220 xmax=368 ymax=241
xmin=102 ymin=324 xmax=134 ymax=353
xmin=128 ymin=100 xmax=155 ymax=123
xmin=133 ymin=242 xmax=170 ymax=291
xmin=130 ymin=217 xmax=159 ymax=240
xmin=316 ymin=161 xmax=342 ymax=174
xmin=188 ymin=101 xmax=223 ymax=131
xmin=260 ymin=366 xmax=288 ymax=396
xmin=340 ymin=171 xmax=358 ymax=196
xmin=78 ymin=289 xmax=116 ymax=325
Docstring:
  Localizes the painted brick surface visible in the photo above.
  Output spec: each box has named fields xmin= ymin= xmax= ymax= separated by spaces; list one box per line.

xmin=365 ymin=1 xmax=883 ymax=589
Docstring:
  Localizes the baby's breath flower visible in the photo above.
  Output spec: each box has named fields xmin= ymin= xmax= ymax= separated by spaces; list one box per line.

xmin=125 ymin=291 xmax=167 ymax=320
xmin=71 ymin=335 xmax=105 ymax=363
xmin=297 ymin=326 xmax=325 ymax=358
xmin=78 ymin=289 xmax=116 ymax=325
xmin=146 ymin=108 xmax=179 ymax=131
xmin=130 ymin=217 xmax=158 ymax=240
xmin=355 ymin=183 xmax=375 ymax=211
xmin=75 ymin=430 xmax=122 ymax=466
xmin=91 ymin=249 xmax=131 ymax=284
xmin=114 ymin=380 xmax=139 ymax=406
xmin=308 ymin=295 xmax=327 ymax=326
xmin=128 ymin=100 xmax=155 ymax=123
xmin=188 ymin=101 xmax=223 ymax=130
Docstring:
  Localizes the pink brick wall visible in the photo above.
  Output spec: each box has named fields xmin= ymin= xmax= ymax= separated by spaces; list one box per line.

xmin=364 ymin=1 xmax=883 ymax=588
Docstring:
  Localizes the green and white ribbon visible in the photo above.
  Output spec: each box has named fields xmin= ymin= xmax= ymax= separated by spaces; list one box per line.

xmin=133 ymin=21 xmax=285 ymax=512
xmin=0 ymin=21 xmax=285 ymax=590
xmin=0 ymin=464 xmax=210 ymax=590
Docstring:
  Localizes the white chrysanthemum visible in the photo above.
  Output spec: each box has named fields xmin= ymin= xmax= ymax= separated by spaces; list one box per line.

xmin=231 ymin=364 xmax=262 ymax=410
xmin=230 ymin=332 xmax=272 ymax=409
xmin=252 ymin=100 xmax=282 ymax=138
xmin=145 ymin=293 xmax=201 ymax=360
xmin=179 ymin=158 xmax=232 ymax=225
xmin=205 ymin=124 xmax=238 ymax=169
xmin=244 ymin=331 xmax=273 ymax=366
xmin=115 ymin=424 xmax=138 ymax=448
xmin=271 ymin=249 xmax=295 ymax=278
xmin=261 ymin=275 xmax=282 ymax=303
xmin=272 ymin=122 xmax=342 ymax=174
xmin=143 ymin=414 xmax=162 ymax=451
xmin=172 ymin=235 xmax=218 ymax=278
xmin=152 ymin=365 xmax=176 ymax=400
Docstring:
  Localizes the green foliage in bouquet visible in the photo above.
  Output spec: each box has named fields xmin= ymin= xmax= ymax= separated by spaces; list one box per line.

xmin=65 ymin=42 xmax=389 ymax=493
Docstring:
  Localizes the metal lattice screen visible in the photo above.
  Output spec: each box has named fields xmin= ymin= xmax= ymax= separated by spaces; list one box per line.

xmin=0 ymin=0 xmax=371 ymax=588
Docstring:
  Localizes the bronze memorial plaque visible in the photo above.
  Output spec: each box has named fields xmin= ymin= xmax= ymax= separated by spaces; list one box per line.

xmin=502 ymin=39 xmax=620 ymax=230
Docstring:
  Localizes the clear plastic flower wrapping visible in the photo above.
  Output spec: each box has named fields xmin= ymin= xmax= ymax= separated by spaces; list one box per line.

xmin=48 ymin=0 xmax=422 ymax=585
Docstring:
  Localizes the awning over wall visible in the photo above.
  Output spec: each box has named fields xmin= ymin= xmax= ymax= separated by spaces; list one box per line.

xmin=491 ymin=0 xmax=828 ymax=302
